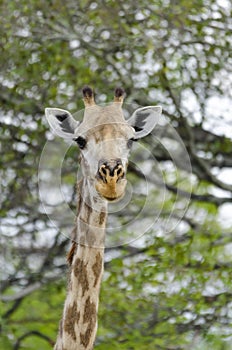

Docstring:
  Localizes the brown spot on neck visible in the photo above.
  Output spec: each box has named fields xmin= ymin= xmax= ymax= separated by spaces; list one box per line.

xmin=80 ymin=296 xmax=97 ymax=347
xmin=83 ymin=296 xmax=97 ymax=324
xmin=73 ymin=258 xmax=89 ymax=296
xmin=80 ymin=326 xmax=92 ymax=348
xmin=67 ymin=241 xmax=77 ymax=265
xmin=63 ymin=302 xmax=80 ymax=341
xmin=99 ymin=211 xmax=106 ymax=226
xmin=92 ymin=252 xmax=103 ymax=287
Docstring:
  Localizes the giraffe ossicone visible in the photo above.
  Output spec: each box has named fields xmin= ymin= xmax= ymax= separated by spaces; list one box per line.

xmin=45 ymin=87 xmax=162 ymax=350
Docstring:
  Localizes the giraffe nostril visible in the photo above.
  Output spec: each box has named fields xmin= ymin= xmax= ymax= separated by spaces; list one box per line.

xmin=101 ymin=167 xmax=107 ymax=175
xmin=117 ymin=168 xmax=122 ymax=176
xmin=98 ymin=166 xmax=108 ymax=183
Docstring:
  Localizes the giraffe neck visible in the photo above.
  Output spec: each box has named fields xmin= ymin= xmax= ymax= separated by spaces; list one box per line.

xmin=54 ymin=178 xmax=108 ymax=350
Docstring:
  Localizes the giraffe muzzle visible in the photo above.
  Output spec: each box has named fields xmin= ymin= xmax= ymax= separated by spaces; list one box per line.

xmin=95 ymin=159 xmax=127 ymax=201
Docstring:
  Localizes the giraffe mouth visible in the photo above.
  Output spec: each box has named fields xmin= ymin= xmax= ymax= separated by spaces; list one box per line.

xmin=103 ymin=192 xmax=125 ymax=202
xmin=95 ymin=177 xmax=127 ymax=202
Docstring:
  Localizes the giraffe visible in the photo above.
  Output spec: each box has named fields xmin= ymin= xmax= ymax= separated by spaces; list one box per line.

xmin=45 ymin=87 xmax=162 ymax=350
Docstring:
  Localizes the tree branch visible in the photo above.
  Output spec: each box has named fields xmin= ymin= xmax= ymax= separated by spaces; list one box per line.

xmin=13 ymin=330 xmax=54 ymax=350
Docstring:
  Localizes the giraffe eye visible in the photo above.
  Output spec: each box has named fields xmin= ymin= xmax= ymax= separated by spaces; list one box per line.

xmin=73 ymin=136 xmax=86 ymax=149
xmin=127 ymin=138 xmax=134 ymax=149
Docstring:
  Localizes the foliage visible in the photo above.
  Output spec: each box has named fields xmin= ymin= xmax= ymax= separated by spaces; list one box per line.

xmin=1 ymin=0 xmax=232 ymax=349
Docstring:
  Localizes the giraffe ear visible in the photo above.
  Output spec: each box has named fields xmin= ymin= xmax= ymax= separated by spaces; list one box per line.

xmin=127 ymin=106 xmax=162 ymax=139
xmin=45 ymin=108 xmax=80 ymax=138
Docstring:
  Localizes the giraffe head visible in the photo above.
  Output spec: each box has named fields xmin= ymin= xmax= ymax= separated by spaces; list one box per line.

xmin=45 ymin=87 xmax=161 ymax=201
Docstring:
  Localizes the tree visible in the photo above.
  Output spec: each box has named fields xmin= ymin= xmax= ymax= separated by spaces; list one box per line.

xmin=1 ymin=0 xmax=232 ymax=349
